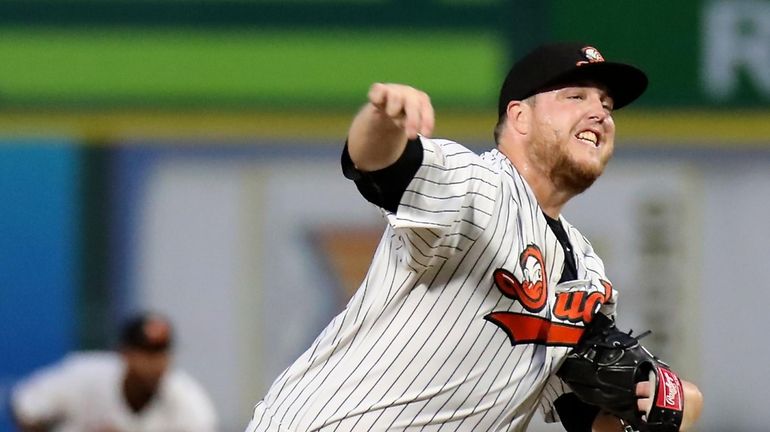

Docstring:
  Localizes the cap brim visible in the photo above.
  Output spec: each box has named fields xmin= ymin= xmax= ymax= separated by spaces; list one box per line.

xmin=543 ymin=62 xmax=648 ymax=110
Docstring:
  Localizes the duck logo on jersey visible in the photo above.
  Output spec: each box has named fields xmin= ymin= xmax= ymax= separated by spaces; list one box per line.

xmin=492 ymin=244 xmax=548 ymax=312
xmin=484 ymin=244 xmax=612 ymax=346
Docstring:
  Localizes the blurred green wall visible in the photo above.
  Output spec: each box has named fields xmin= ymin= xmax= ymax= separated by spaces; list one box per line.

xmin=0 ymin=0 xmax=767 ymax=111
xmin=0 ymin=0 xmax=768 ymax=144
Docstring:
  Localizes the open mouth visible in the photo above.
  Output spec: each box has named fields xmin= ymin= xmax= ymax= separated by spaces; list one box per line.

xmin=576 ymin=130 xmax=599 ymax=147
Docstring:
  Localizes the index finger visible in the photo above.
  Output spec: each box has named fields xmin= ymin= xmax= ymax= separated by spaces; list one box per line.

xmin=401 ymin=94 xmax=424 ymax=139
xmin=418 ymin=93 xmax=435 ymax=137
xmin=367 ymin=83 xmax=389 ymax=110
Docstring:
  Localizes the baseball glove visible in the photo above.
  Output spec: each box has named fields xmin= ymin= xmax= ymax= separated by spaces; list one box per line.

xmin=556 ymin=313 xmax=684 ymax=432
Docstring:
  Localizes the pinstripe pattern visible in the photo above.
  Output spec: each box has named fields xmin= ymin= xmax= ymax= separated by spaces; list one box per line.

xmin=245 ymin=137 xmax=614 ymax=432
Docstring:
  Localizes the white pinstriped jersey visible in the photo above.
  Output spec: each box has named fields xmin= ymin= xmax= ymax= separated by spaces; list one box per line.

xmin=246 ymin=137 xmax=616 ymax=432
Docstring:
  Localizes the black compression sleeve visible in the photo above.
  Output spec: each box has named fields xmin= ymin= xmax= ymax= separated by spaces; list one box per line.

xmin=340 ymin=138 xmax=423 ymax=213
xmin=554 ymin=393 xmax=601 ymax=432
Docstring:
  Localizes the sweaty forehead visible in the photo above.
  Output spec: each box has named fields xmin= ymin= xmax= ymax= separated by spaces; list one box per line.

xmin=559 ymin=81 xmax=612 ymax=99
xmin=535 ymin=81 xmax=615 ymax=106
xmin=544 ymin=80 xmax=610 ymax=94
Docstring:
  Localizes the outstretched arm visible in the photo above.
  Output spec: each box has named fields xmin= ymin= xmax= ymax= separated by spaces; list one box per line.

xmin=347 ymin=83 xmax=434 ymax=172
xmin=592 ymin=379 xmax=703 ymax=431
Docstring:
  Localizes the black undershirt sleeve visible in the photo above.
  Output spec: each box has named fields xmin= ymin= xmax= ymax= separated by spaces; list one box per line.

xmin=341 ymin=138 xmax=423 ymax=213
xmin=555 ymin=393 xmax=602 ymax=432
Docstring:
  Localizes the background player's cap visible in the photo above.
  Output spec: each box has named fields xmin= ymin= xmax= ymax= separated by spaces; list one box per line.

xmin=119 ymin=312 xmax=174 ymax=352
xmin=497 ymin=42 xmax=648 ymax=116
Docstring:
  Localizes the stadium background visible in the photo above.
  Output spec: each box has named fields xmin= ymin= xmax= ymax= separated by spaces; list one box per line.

xmin=1 ymin=1 xmax=768 ymax=431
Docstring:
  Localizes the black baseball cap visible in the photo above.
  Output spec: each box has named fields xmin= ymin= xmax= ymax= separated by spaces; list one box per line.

xmin=119 ymin=312 xmax=174 ymax=352
xmin=497 ymin=42 xmax=648 ymax=116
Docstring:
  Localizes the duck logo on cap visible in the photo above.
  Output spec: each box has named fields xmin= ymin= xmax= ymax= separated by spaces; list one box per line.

xmin=577 ymin=46 xmax=605 ymax=66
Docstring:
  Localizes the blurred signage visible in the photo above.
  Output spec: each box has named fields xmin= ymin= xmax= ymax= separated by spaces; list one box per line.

xmin=702 ymin=0 xmax=770 ymax=102
xmin=551 ymin=0 xmax=770 ymax=108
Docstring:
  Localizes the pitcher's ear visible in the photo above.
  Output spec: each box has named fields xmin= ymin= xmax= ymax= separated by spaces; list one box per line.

xmin=506 ymin=100 xmax=532 ymax=136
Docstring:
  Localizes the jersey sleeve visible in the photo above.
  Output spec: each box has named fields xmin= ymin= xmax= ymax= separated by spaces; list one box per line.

xmin=341 ymin=137 xmax=423 ymax=214
xmin=343 ymin=136 xmax=500 ymax=272
xmin=388 ymin=137 xmax=500 ymax=271
xmin=11 ymin=355 xmax=82 ymax=424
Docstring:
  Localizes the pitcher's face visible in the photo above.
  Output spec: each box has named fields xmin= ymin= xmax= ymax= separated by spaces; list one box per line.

xmin=527 ymin=83 xmax=615 ymax=194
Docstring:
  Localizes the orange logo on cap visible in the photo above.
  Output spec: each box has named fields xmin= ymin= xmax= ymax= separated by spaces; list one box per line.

xmin=577 ymin=46 xmax=605 ymax=66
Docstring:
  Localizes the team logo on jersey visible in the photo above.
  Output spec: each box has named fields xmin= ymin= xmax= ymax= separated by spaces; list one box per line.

xmin=485 ymin=245 xmax=613 ymax=346
xmin=492 ymin=245 xmax=548 ymax=312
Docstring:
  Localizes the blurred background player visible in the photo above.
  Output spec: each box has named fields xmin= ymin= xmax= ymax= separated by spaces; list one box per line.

xmin=10 ymin=311 xmax=218 ymax=432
